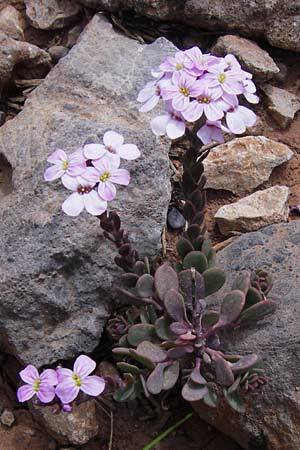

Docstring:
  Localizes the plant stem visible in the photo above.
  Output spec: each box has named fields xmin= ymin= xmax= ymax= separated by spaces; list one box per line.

xmin=141 ymin=411 xmax=193 ymax=450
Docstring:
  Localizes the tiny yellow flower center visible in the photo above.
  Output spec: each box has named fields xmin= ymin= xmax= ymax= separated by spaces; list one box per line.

xmin=77 ymin=185 xmax=92 ymax=195
xmin=179 ymin=86 xmax=190 ymax=97
xmin=73 ymin=374 xmax=82 ymax=387
xmin=33 ymin=378 xmax=41 ymax=392
xmin=62 ymin=160 xmax=69 ymax=170
xmin=100 ymin=171 xmax=110 ymax=182
xmin=175 ymin=63 xmax=184 ymax=70
xmin=197 ymin=96 xmax=211 ymax=104
xmin=218 ymin=73 xmax=226 ymax=83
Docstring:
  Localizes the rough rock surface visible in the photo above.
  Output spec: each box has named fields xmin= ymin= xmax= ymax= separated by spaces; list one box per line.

xmin=212 ymin=35 xmax=279 ymax=81
xmin=0 ymin=5 xmax=26 ymax=40
xmin=203 ymin=136 xmax=293 ymax=195
xmin=215 ymin=186 xmax=290 ymax=236
xmin=77 ymin=0 xmax=300 ymax=52
xmin=24 ymin=0 xmax=82 ymax=30
xmin=0 ymin=15 xmax=173 ymax=366
xmin=193 ymin=220 xmax=300 ymax=450
xmin=32 ymin=401 xmax=99 ymax=445
xmin=0 ymin=31 xmax=51 ymax=94
xmin=261 ymin=84 xmax=300 ymax=129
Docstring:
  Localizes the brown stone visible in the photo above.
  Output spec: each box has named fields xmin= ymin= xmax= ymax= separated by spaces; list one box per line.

xmin=261 ymin=84 xmax=300 ymax=129
xmin=24 ymin=0 xmax=82 ymax=30
xmin=0 ymin=6 xmax=26 ymax=40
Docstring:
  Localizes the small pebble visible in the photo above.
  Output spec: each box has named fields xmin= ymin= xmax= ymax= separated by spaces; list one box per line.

xmin=1 ymin=409 xmax=15 ymax=427
xmin=167 ymin=207 xmax=186 ymax=229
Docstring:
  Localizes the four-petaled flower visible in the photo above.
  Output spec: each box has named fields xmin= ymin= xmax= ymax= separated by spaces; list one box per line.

xmin=44 ymin=149 xmax=86 ymax=182
xmin=17 ymin=365 xmax=58 ymax=403
xmin=55 ymin=355 xmax=105 ymax=404
xmin=161 ymin=72 xmax=200 ymax=111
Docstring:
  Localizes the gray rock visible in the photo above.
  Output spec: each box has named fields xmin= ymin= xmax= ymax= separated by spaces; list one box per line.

xmin=193 ymin=220 xmax=300 ymax=450
xmin=32 ymin=400 xmax=99 ymax=445
xmin=0 ymin=5 xmax=26 ymax=40
xmin=0 ymin=409 xmax=15 ymax=427
xmin=167 ymin=207 xmax=186 ymax=229
xmin=24 ymin=0 xmax=82 ymax=30
xmin=215 ymin=186 xmax=290 ymax=236
xmin=0 ymin=32 xmax=51 ymax=94
xmin=48 ymin=45 xmax=69 ymax=63
xmin=0 ymin=15 xmax=173 ymax=366
xmin=77 ymin=0 xmax=300 ymax=52
xmin=212 ymin=35 xmax=279 ymax=81
xmin=261 ymin=84 xmax=300 ymax=129
xmin=203 ymin=136 xmax=293 ymax=195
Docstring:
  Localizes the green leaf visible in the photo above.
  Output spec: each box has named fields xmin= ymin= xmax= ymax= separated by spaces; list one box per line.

xmin=117 ymin=362 xmax=142 ymax=375
xmin=121 ymin=273 xmax=139 ymax=287
xmin=203 ymin=268 xmax=226 ymax=296
xmin=202 ymin=389 xmax=219 ymax=408
xmin=127 ymin=324 xmax=157 ymax=346
xmin=240 ymin=300 xmax=276 ymax=323
xmin=129 ymin=349 xmax=155 ymax=370
xmin=176 ymin=238 xmax=194 ymax=258
xmin=202 ymin=310 xmax=219 ymax=329
xmin=136 ymin=274 xmax=154 ymax=298
xmin=232 ymin=272 xmax=251 ymax=294
xmin=223 ymin=389 xmax=246 ymax=413
xmin=219 ymin=290 xmax=245 ymax=325
xmin=155 ymin=316 xmax=176 ymax=340
xmin=183 ymin=251 xmax=208 ymax=273
xmin=114 ymin=383 xmax=135 ymax=402
xmin=245 ymin=286 xmax=263 ymax=308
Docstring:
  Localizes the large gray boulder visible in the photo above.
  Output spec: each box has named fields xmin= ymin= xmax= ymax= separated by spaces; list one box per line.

xmin=77 ymin=0 xmax=300 ymax=52
xmin=0 ymin=15 xmax=174 ymax=366
xmin=193 ymin=221 xmax=300 ymax=450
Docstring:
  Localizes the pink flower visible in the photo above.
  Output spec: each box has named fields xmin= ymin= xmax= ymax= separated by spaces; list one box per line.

xmin=83 ymin=157 xmax=130 ymax=201
xmin=17 ymin=365 xmax=57 ymax=404
xmin=83 ymin=131 xmax=140 ymax=166
xmin=61 ymin=175 xmax=107 ymax=216
xmin=184 ymin=47 xmax=219 ymax=76
xmin=197 ymin=120 xmax=230 ymax=145
xmin=243 ymin=79 xmax=259 ymax=104
xmin=159 ymin=50 xmax=194 ymax=74
xmin=137 ymin=78 xmax=170 ymax=112
xmin=223 ymin=54 xmax=252 ymax=80
xmin=204 ymin=63 xmax=244 ymax=96
xmin=182 ymin=85 xmax=225 ymax=122
xmin=161 ymin=72 xmax=200 ymax=111
xmin=44 ymin=149 xmax=86 ymax=182
xmin=55 ymin=355 xmax=105 ymax=404
xmin=151 ymin=104 xmax=186 ymax=139
xmin=226 ymin=102 xmax=257 ymax=134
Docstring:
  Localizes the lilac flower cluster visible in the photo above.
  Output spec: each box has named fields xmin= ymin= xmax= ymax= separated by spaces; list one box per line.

xmin=44 ymin=131 xmax=140 ymax=217
xmin=137 ymin=47 xmax=258 ymax=144
xmin=17 ymin=355 xmax=105 ymax=411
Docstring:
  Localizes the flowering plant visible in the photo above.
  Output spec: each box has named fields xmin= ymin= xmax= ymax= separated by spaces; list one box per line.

xmin=138 ymin=47 xmax=258 ymax=144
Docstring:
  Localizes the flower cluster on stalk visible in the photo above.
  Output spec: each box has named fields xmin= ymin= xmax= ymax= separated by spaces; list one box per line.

xmin=138 ymin=47 xmax=258 ymax=143
xmin=44 ymin=131 xmax=140 ymax=217
xmin=17 ymin=355 xmax=105 ymax=412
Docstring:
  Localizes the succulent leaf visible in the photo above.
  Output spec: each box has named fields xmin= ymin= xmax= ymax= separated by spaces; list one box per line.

xmin=183 ymin=251 xmax=208 ymax=273
xmin=136 ymin=274 xmax=154 ymax=298
xmin=215 ymin=356 xmax=234 ymax=387
xmin=147 ymin=363 xmax=165 ymax=395
xmin=121 ymin=273 xmax=139 ymax=287
xmin=223 ymin=389 xmax=246 ymax=413
xmin=135 ymin=341 xmax=167 ymax=363
xmin=154 ymin=263 xmax=179 ymax=300
xmin=113 ymin=383 xmax=135 ymax=402
xmin=133 ymin=261 xmax=146 ymax=276
xmin=117 ymin=362 xmax=142 ymax=374
xmin=129 ymin=349 xmax=156 ymax=370
xmin=182 ymin=380 xmax=209 ymax=402
xmin=240 ymin=300 xmax=276 ymax=323
xmin=155 ymin=316 xmax=176 ymax=340
xmin=127 ymin=324 xmax=157 ymax=347
xmin=232 ymin=272 xmax=251 ymax=294
xmin=202 ymin=310 xmax=219 ymax=329
xmin=164 ymin=289 xmax=188 ymax=322
xmin=231 ymin=355 xmax=259 ymax=374
xmin=176 ymin=238 xmax=195 ymax=258
xmin=245 ymin=287 xmax=263 ymax=308
xmin=203 ymin=268 xmax=226 ymax=296
xmin=186 ymin=224 xmax=201 ymax=242
xmin=163 ymin=361 xmax=180 ymax=390
xmin=219 ymin=290 xmax=246 ymax=325
xmin=178 ymin=269 xmax=205 ymax=311
xmin=202 ymin=389 xmax=219 ymax=408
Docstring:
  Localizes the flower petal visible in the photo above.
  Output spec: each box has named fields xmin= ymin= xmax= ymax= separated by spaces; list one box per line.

xmin=47 ymin=149 xmax=67 ymax=164
xmin=81 ymin=376 xmax=105 ymax=397
xmin=44 ymin=165 xmax=64 ymax=182
xmin=56 ymin=367 xmax=73 ymax=383
xmin=61 ymin=174 xmax=79 ymax=191
xmin=98 ymin=181 xmax=117 ymax=201
xmin=62 ymin=192 xmax=84 ymax=217
xmin=110 ymin=169 xmax=130 ymax=186
xmin=166 ymin=119 xmax=186 ymax=139
xmin=139 ymin=95 xmax=160 ymax=113
xmin=17 ymin=385 xmax=35 ymax=402
xmin=83 ymin=144 xmax=107 ymax=160
xmin=103 ymin=130 xmax=124 ymax=149
xmin=226 ymin=110 xmax=246 ymax=134
xmin=117 ymin=144 xmax=140 ymax=160
xmin=150 ymin=114 xmax=169 ymax=136
xmin=40 ymin=369 xmax=58 ymax=386
xmin=82 ymin=167 xmax=100 ymax=184
xmin=56 ymin=379 xmax=79 ymax=404
xmin=37 ymin=386 xmax=56 ymax=404
xmin=83 ymin=191 xmax=107 ymax=215
xmin=73 ymin=355 xmax=96 ymax=378
xmin=19 ymin=365 xmax=39 ymax=385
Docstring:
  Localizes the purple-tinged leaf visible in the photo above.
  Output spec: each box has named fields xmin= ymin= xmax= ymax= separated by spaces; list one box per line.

xmin=206 ymin=334 xmax=220 ymax=350
xmin=154 ymin=263 xmax=179 ymax=300
xmin=167 ymin=345 xmax=193 ymax=359
xmin=202 ymin=390 xmax=219 ymax=408
xmin=127 ymin=324 xmax=157 ymax=347
xmin=121 ymin=273 xmax=139 ymax=287
xmin=185 ymin=224 xmax=201 ymax=242
xmin=219 ymin=290 xmax=246 ymax=325
xmin=112 ymin=347 xmax=131 ymax=356
xmin=228 ymin=375 xmax=242 ymax=394
xmin=135 ymin=341 xmax=167 ymax=363
xmin=170 ymin=322 xmax=190 ymax=335
xmin=129 ymin=349 xmax=156 ymax=370
xmin=117 ymin=362 xmax=141 ymax=375
xmin=202 ymin=310 xmax=219 ymax=329
xmin=223 ymin=389 xmax=246 ymax=413
xmin=190 ymin=366 xmax=207 ymax=385
xmin=240 ymin=300 xmax=276 ymax=323
xmin=164 ymin=289 xmax=188 ymax=322
xmin=139 ymin=374 xmax=150 ymax=398
xmin=177 ymin=331 xmax=196 ymax=341
xmin=163 ymin=361 xmax=180 ymax=390
xmin=215 ymin=356 xmax=234 ymax=387
xmin=178 ymin=269 xmax=205 ymax=312
xmin=245 ymin=287 xmax=263 ymax=308
xmin=183 ymin=200 xmax=196 ymax=221
xmin=182 ymin=380 xmax=209 ymax=402
xmin=136 ymin=274 xmax=154 ymax=298
xmin=231 ymin=355 xmax=259 ymax=374
xmin=147 ymin=363 xmax=166 ymax=395
xmin=155 ymin=316 xmax=176 ymax=340
xmin=232 ymin=272 xmax=251 ymax=294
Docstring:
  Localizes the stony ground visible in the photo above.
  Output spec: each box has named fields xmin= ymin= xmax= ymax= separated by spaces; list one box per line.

xmin=1 ymin=1 xmax=300 ymax=450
